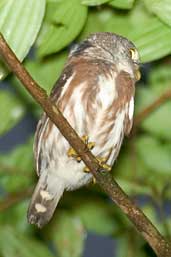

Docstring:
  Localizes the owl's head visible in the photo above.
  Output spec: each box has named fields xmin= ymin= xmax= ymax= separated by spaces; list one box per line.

xmin=70 ymin=32 xmax=140 ymax=80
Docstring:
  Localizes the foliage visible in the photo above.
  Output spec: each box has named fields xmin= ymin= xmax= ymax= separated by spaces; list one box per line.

xmin=0 ymin=0 xmax=171 ymax=256
xmin=0 ymin=90 xmax=25 ymax=135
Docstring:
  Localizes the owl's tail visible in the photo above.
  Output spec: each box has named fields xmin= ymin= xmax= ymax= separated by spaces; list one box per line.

xmin=27 ymin=172 xmax=65 ymax=228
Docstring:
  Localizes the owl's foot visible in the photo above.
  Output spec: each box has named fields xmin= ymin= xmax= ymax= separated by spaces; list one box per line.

xmin=67 ymin=135 xmax=95 ymax=162
xmin=67 ymin=147 xmax=81 ymax=162
xmin=97 ymin=157 xmax=112 ymax=172
xmin=84 ymin=156 xmax=111 ymax=184
xmin=83 ymin=157 xmax=112 ymax=173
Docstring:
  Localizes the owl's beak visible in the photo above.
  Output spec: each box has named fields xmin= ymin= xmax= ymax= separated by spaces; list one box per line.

xmin=135 ymin=69 xmax=141 ymax=81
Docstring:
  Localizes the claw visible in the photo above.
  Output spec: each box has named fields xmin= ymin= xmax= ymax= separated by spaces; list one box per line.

xmin=97 ymin=157 xmax=107 ymax=164
xmin=67 ymin=147 xmax=77 ymax=158
xmin=83 ymin=166 xmax=90 ymax=173
xmin=81 ymin=135 xmax=95 ymax=150
xmin=83 ymin=156 xmax=111 ymax=174
xmin=87 ymin=142 xmax=95 ymax=150
xmin=67 ymin=147 xmax=81 ymax=162
xmin=96 ymin=157 xmax=112 ymax=172
xmin=92 ymin=177 xmax=96 ymax=184
xmin=81 ymin=135 xmax=89 ymax=144
xmin=67 ymin=135 xmax=95 ymax=163
xmin=76 ymin=156 xmax=81 ymax=162
xmin=101 ymin=163 xmax=111 ymax=171
xmin=67 ymin=148 xmax=78 ymax=158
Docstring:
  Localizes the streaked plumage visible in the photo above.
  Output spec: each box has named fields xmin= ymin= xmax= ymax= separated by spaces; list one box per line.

xmin=28 ymin=32 xmax=140 ymax=228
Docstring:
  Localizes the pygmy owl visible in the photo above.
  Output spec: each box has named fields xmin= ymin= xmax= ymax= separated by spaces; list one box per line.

xmin=28 ymin=32 xmax=140 ymax=228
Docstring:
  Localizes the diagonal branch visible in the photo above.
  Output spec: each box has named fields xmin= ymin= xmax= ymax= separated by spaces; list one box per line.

xmin=0 ymin=33 xmax=170 ymax=257
xmin=134 ymin=90 xmax=171 ymax=127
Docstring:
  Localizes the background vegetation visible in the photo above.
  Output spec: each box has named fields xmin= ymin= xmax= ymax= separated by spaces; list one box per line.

xmin=0 ymin=0 xmax=171 ymax=256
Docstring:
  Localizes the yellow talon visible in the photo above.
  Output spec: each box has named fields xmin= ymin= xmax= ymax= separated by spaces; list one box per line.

xmin=81 ymin=135 xmax=89 ymax=144
xmin=67 ymin=148 xmax=77 ymax=158
xmin=87 ymin=142 xmax=95 ymax=150
xmin=76 ymin=156 xmax=81 ymax=162
xmin=101 ymin=163 xmax=111 ymax=171
xmin=83 ymin=166 xmax=90 ymax=173
xmin=92 ymin=177 xmax=96 ymax=184
xmin=81 ymin=136 xmax=95 ymax=150
xmin=97 ymin=157 xmax=106 ymax=164
xmin=96 ymin=157 xmax=112 ymax=172
xmin=68 ymin=135 xmax=95 ymax=163
xmin=83 ymin=156 xmax=111 ymax=174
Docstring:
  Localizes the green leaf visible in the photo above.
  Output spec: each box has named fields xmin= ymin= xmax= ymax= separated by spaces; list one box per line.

xmin=79 ymin=9 xmax=111 ymax=39
xmin=116 ymin=236 xmax=129 ymax=257
xmin=142 ymin=205 xmax=158 ymax=226
xmin=79 ymin=8 xmax=131 ymax=40
xmin=0 ymin=138 xmax=34 ymax=192
xmin=0 ymin=0 xmax=8 ymax=9
xmin=135 ymin=86 xmax=171 ymax=140
xmin=0 ymin=0 xmax=46 ymax=80
xmin=115 ymin=141 xmax=171 ymax=196
xmin=80 ymin=2 xmax=171 ymax=63
xmin=0 ymin=226 xmax=54 ymax=257
xmin=109 ymin=0 xmax=135 ymax=9
xmin=50 ymin=211 xmax=85 ymax=257
xmin=74 ymin=200 xmax=117 ymax=235
xmin=127 ymin=2 xmax=171 ymax=62
xmin=143 ymin=0 xmax=171 ymax=27
xmin=0 ymin=90 xmax=25 ymax=135
xmin=116 ymin=234 xmax=147 ymax=257
xmin=81 ymin=0 xmax=110 ymax=6
xmin=37 ymin=0 xmax=88 ymax=56
xmin=0 ymin=201 xmax=33 ymax=234
xmin=26 ymin=52 xmax=67 ymax=94
xmin=130 ymin=17 xmax=171 ymax=62
xmin=135 ymin=136 xmax=171 ymax=175
xmin=116 ymin=178 xmax=151 ymax=196
xmin=149 ymin=63 xmax=171 ymax=87
xmin=113 ymin=147 xmax=152 ymax=196
xmin=161 ymin=218 xmax=171 ymax=236
xmin=0 ymin=138 xmax=33 ymax=171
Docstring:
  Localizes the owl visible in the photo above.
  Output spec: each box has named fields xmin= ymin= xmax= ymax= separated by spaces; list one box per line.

xmin=27 ymin=32 xmax=140 ymax=228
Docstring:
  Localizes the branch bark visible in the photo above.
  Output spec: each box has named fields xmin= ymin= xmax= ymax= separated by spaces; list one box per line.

xmin=0 ymin=33 xmax=171 ymax=257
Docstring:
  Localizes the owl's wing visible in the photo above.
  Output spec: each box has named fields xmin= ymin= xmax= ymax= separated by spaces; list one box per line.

xmin=116 ymin=70 xmax=135 ymax=136
xmin=125 ymin=96 xmax=134 ymax=136
xmin=33 ymin=65 xmax=73 ymax=176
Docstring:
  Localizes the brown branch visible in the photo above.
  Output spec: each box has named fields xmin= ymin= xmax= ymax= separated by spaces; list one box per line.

xmin=134 ymin=90 xmax=171 ymax=127
xmin=0 ymin=33 xmax=171 ymax=257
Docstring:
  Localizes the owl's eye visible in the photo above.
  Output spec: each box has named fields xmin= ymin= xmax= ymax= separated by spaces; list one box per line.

xmin=129 ymin=48 xmax=137 ymax=60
